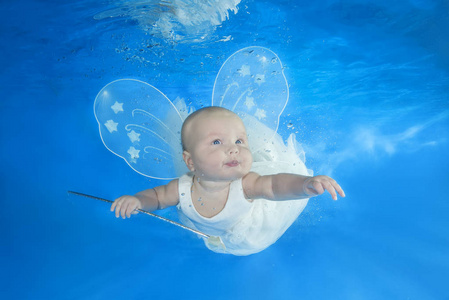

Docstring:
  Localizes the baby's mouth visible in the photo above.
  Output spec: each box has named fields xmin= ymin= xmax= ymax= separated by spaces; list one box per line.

xmin=225 ymin=160 xmax=240 ymax=167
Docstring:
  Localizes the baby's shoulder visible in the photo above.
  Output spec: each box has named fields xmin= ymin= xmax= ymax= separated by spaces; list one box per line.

xmin=242 ymin=171 xmax=261 ymax=182
xmin=241 ymin=171 xmax=262 ymax=191
xmin=242 ymin=172 xmax=275 ymax=200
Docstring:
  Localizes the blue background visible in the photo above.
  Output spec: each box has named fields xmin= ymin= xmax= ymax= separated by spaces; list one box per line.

xmin=1 ymin=0 xmax=448 ymax=299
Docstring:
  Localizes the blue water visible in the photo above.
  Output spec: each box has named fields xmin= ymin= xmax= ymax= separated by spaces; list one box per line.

xmin=1 ymin=0 xmax=448 ymax=299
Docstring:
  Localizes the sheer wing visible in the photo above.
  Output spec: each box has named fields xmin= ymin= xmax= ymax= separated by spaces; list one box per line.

xmin=94 ymin=79 xmax=187 ymax=180
xmin=211 ymin=46 xmax=289 ymax=151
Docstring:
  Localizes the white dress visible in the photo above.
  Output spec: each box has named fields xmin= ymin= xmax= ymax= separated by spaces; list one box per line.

xmin=177 ymin=117 xmax=312 ymax=256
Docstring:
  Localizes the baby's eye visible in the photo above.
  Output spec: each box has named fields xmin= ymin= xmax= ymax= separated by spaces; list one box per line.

xmin=213 ymin=140 xmax=221 ymax=145
xmin=235 ymin=139 xmax=243 ymax=144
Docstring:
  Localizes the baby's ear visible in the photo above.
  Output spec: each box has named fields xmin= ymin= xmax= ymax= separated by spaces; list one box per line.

xmin=182 ymin=151 xmax=195 ymax=171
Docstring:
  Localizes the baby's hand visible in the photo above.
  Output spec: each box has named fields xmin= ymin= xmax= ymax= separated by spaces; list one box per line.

xmin=110 ymin=195 xmax=142 ymax=219
xmin=303 ymin=175 xmax=345 ymax=200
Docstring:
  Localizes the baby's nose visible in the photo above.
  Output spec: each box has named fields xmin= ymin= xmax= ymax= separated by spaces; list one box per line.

xmin=228 ymin=146 xmax=239 ymax=154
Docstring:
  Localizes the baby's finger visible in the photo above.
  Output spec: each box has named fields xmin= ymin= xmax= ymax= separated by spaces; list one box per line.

xmin=115 ymin=201 xmax=123 ymax=218
xmin=311 ymin=181 xmax=325 ymax=195
xmin=327 ymin=178 xmax=345 ymax=198
xmin=334 ymin=183 xmax=345 ymax=197
xmin=125 ymin=205 xmax=131 ymax=218
xmin=121 ymin=202 xmax=131 ymax=219
xmin=111 ymin=197 xmax=124 ymax=214
xmin=110 ymin=200 xmax=118 ymax=212
xmin=322 ymin=181 xmax=338 ymax=200
xmin=125 ymin=203 xmax=136 ymax=218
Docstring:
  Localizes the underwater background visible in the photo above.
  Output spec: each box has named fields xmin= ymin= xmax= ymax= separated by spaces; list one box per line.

xmin=1 ymin=0 xmax=448 ymax=299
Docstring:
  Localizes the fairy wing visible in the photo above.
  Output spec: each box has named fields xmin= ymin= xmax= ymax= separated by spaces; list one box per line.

xmin=94 ymin=47 xmax=289 ymax=178
xmin=94 ymin=79 xmax=188 ymax=180
xmin=211 ymin=46 xmax=289 ymax=151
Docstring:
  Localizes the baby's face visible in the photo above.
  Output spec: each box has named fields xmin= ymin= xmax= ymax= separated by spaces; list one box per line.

xmin=183 ymin=111 xmax=252 ymax=182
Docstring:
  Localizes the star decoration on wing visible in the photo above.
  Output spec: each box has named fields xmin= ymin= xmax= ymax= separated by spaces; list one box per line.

xmin=111 ymin=101 xmax=124 ymax=114
xmin=237 ymin=64 xmax=251 ymax=76
xmin=127 ymin=130 xmax=141 ymax=143
xmin=258 ymin=55 xmax=269 ymax=65
xmin=254 ymin=108 xmax=266 ymax=120
xmin=104 ymin=120 xmax=118 ymax=133
xmin=244 ymin=96 xmax=255 ymax=109
xmin=127 ymin=146 xmax=140 ymax=163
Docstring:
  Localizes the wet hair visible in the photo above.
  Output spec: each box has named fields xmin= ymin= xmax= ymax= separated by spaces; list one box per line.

xmin=181 ymin=106 xmax=236 ymax=151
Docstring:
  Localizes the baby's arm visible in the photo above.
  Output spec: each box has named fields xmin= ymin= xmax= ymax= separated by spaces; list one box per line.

xmin=111 ymin=179 xmax=179 ymax=219
xmin=243 ymin=172 xmax=345 ymax=201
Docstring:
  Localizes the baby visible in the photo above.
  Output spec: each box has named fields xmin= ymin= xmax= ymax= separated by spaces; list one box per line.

xmin=111 ymin=106 xmax=345 ymax=254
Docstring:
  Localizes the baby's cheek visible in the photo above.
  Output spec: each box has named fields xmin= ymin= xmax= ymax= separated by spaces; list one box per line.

xmin=243 ymin=149 xmax=253 ymax=169
xmin=245 ymin=148 xmax=253 ymax=160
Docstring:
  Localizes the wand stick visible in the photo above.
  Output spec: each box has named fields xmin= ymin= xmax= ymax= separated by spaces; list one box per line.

xmin=68 ymin=190 xmax=209 ymax=238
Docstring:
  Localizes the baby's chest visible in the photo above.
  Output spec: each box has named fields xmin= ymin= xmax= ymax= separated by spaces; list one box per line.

xmin=191 ymin=192 xmax=228 ymax=218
